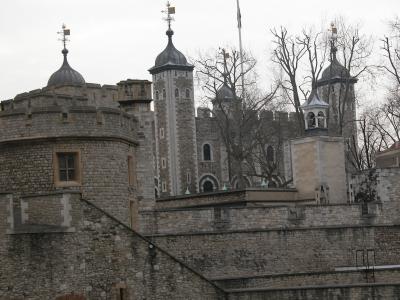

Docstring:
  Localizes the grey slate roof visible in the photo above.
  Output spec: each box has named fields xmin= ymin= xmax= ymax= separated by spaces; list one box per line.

xmin=301 ymin=89 xmax=329 ymax=109
xmin=317 ymin=51 xmax=357 ymax=86
xmin=149 ymin=29 xmax=193 ymax=74
xmin=47 ymin=49 xmax=85 ymax=87
xmin=216 ymin=83 xmax=234 ymax=101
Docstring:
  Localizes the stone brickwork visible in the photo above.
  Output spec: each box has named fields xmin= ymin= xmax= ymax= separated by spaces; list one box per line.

xmin=152 ymin=70 xmax=198 ymax=196
xmin=290 ymin=135 xmax=347 ymax=203
xmin=140 ymin=201 xmax=396 ymax=235
xmin=0 ymin=85 xmax=156 ymax=225
xmin=317 ymin=81 xmax=357 ymax=141
xmin=149 ymin=225 xmax=400 ymax=279
xmin=227 ymin=284 xmax=400 ymax=300
xmin=0 ymin=194 xmax=225 ymax=299
xmin=217 ymin=268 xmax=400 ymax=290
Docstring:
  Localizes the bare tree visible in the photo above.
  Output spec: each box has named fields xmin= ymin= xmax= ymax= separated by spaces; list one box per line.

xmin=347 ymin=113 xmax=382 ymax=171
xmin=270 ymin=27 xmax=308 ymax=134
xmin=334 ymin=18 xmax=374 ymax=135
xmin=271 ymin=20 xmax=373 ymax=137
xmin=195 ymin=47 xmax=278 ymax=188
xmin=382 ymin=17 xmax=400 ymax=85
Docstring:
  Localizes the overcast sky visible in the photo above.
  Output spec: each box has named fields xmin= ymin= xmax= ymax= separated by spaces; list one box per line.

xmin=0 ymin=0 xmax=398 ymax=101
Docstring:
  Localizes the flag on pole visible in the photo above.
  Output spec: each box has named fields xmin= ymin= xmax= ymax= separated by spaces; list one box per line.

xmin=168 ymin=6 xmax=175 ymax=14
xmin=236 ymin=0 xmax=242 ymax=29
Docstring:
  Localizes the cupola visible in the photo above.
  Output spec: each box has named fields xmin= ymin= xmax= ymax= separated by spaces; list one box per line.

xmin=301 ymin=89 xmax=329 ymax=131
xmin=47 ymin=25 xmax=85 ymax=87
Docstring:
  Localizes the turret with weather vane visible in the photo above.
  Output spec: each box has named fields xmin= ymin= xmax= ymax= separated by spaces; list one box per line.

xmin=149 ymin=2 xmax=199 ymax=197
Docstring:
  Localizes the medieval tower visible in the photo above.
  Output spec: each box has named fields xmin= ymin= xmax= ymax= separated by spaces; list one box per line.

xmin=316 ymin=25 xmax=358 ymax=141
xmin=149 ymin=6 xmax=198 ymax=197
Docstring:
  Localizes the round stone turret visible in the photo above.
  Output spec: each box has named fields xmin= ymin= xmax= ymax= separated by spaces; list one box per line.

xmin=47 ymin=48 xmax=85 ymax=87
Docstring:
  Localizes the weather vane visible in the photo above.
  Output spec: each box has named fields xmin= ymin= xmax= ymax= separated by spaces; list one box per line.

xmin=162 ymin=2 xmax=175 ymax=30
xmin=329 ymin=22 xmax=338 ymax=43
xmin=328 ymin=22 xmax=338 ymax=59
xmin=57 ymin=24 xmax=70 ymax=50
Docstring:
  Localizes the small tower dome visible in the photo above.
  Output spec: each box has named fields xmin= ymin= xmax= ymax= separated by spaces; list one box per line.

xmin=47 ymin=49 xmax=85 ymax=87
xmin=301 ymin=90 xmax=329 ymax=132
xmin=47 ymin=25 xmax=85 ymax=87
xmin=149 ymin=29 xmax=193 ymax=74
xmin=216 ymin=83 xmax=234 ymax=101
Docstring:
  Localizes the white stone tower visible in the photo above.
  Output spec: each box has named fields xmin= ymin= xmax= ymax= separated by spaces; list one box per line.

xmin=290 ymin=90 xmax=347 ymax=204
xmin=149 ymin=4 xmax=198 ymax=197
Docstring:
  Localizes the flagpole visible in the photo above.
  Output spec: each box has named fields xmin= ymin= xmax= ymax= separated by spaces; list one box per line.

xmin=236 ymin=0 xmax=245 ymax=101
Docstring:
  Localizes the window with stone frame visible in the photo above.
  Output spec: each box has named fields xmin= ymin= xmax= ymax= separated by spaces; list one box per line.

xmin=162 ymin=181 xmax=167 ymax=192
xmin=175 ymin=88 xmax=179 ymax=99
xmin=155 ymin=90 xmax=159 ymax=100
xmin=203 ymin=144 xmax=212 ymax=161
xmin=162 ymin=89 xmax=166 ymax=99
xmin=54 ymin=152 xmax=81 ymax=186
xmin=185 ymin=88 xmax=190 ymax=99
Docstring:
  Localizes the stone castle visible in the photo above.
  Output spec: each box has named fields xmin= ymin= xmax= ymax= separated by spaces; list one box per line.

xmin=1 ymin=14 xmax=400 ymax=300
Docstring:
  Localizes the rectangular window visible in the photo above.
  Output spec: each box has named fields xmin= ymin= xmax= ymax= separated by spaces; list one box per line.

xmin=129 ymin=200 xmax=137 ymax=230
xmin=162 ymin=181 xmax=167 ymax=192
xmin=128 ymin=155 xmax=137 ymax=187
xmin=187 ymin=172 xmax=191 ymax=184
xmin=161 ymin=157 xmax=167 ymax=169
xmin=160 ymin=127 xmax=165 ymax=139
xmin=54 ymin=152 xmax=81 ymax=186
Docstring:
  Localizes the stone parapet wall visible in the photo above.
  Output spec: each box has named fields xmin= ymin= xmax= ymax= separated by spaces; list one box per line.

xmin=139 ymin=200 xmax=398 ymax=235
xmin=215 ymin=268 xmax=400 ymax=290
xmin=227 ymin=283 xmax=400 ymax=300
xmin=0 ymin=106 xmax=137 ymax=144
xmin=149 ymin=225 xmax=400 ymax=279
xmin=1 ymin=84 xmax=119 ymax=111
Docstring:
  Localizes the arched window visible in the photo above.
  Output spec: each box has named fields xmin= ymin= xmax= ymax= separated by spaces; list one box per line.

xmin=162 ymin=89 xmax=166 ymax=99
xmin=185 ymin=88 xmax=190 ymax=99
xmin=317 ymin=111 xmax=325 ymax=128
xmin=175 ymin=88 xmax=179 ymax=98
xmin=266 ymin=146 xmax=274 ymax=162
xmin=203 ymin=180 xmax=214 ymax=192
xmin=307 ymin=112 xmax=316 ymax=128
xmin=203 ymin=144 xmax=211 ymax=161
xmin=155 ymin=90 xmax=159 ymax=100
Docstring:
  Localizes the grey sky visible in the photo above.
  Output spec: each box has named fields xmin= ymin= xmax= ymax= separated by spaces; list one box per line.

xmin=0 ymin=0 xmax=398 ymax=100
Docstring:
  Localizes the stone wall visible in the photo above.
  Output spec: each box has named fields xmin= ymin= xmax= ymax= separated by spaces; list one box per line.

xmin=149 ymin=225 xmax=400 ymax=279
xmin=227 ymin=283 xmax=400 ymax=300
xmin=0 ymin=194 xmax=226 ymax=299
xmin=139 ymin=195 xmax=400 ymax=235
xmin=0 ymin=138 xmax=137 ymax=225
xmin=216 ymin=269 xmax=400 ymax=289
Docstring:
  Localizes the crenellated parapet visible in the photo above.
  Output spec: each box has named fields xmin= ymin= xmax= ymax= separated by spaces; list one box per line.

xmin=0 ymin=104 xmax=138 ymax=145
xmin=1 ymin=83 xmax=119 ymax=111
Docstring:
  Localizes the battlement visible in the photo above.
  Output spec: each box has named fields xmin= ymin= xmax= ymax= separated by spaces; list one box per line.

xmin=0 ymin=104 xmax=138 ymax=144
xmin=196 ymin=106 xmax=298 ymax=124
xmin=0 ymin=83 xmax=120 ymax=112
